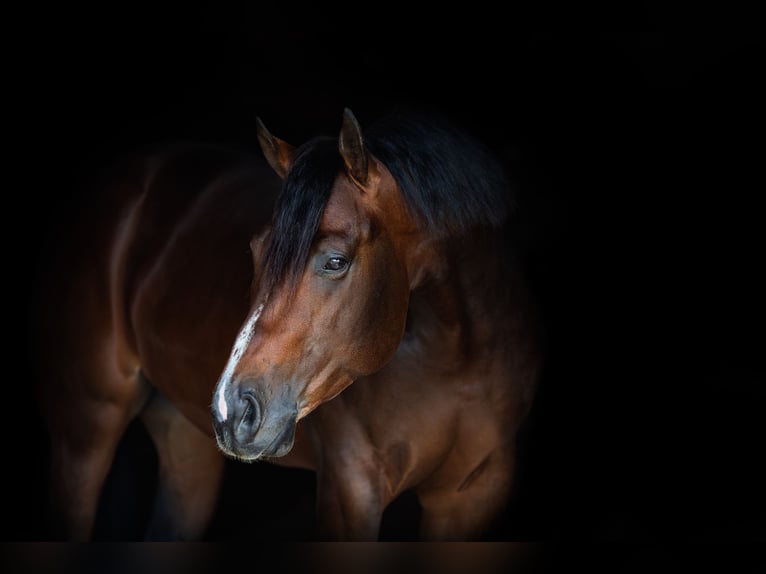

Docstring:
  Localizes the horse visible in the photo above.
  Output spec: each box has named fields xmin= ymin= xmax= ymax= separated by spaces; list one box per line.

xmin=34 ymin=107 xmax=541 ymax=541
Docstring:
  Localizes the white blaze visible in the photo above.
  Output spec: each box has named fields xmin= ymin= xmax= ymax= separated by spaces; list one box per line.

xmin=216 ymin=304 xmax=264 ymax=421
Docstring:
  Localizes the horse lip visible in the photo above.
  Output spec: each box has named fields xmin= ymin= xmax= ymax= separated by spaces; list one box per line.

xmin=227 ymin=409 xmax=296 ymax=461
xmin=259 ymin=425 xmax=296 ymax=460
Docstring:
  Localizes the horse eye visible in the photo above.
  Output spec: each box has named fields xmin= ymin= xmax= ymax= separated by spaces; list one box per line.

xmin=323 ymin=256 xmax=348 ymax=272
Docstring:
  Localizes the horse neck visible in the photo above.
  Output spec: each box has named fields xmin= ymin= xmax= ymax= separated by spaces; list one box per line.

xmin=405 ymin=226 xmax=523 ymax=365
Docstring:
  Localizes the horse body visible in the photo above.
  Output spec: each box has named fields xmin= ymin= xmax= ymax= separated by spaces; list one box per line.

xmin=36 ymin=110 xmax=540 ymax=541
xmin=126 ymin=146 xmax=277 ymax=432
xmin=37 ymin=144 xmax=286 ymax=539
xmin=304 ymin=232 xmax=540 ymax=539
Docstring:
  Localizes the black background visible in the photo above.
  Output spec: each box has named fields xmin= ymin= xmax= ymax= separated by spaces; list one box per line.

xmin=5 ymin=1 xmax=764 ymax=544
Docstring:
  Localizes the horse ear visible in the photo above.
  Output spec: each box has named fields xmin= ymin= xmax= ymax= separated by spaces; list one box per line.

xmin=256 ymin=117 xmax=295 ymax=180
xmin=339 ymin=108 xmax=369 ymax=185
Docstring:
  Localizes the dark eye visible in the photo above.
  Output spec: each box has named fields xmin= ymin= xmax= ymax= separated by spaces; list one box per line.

xmin=323 ymin=256 xmax=349 ymax=273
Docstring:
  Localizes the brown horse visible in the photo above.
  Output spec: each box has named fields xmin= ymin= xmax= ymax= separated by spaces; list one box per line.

xmin=35 ymin=108 xmax=541 ymax=540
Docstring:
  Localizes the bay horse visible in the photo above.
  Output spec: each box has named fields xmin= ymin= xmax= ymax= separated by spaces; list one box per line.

xmin=35 ymin=108 xmax=541 ymax=540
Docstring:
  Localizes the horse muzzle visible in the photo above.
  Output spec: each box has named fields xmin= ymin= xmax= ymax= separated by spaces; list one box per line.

xmin=212 ymin=378 xmax=298 ymax=461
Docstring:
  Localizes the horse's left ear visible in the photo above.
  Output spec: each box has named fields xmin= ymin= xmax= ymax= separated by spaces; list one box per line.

xmin=339 ymin=108 xmax=370 ymax=186
xmin=256 ymin=117 xmax=295 ymax=180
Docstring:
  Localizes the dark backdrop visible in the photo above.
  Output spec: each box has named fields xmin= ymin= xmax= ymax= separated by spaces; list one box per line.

xmin=6 ymin=2 xmax=763 ymax=542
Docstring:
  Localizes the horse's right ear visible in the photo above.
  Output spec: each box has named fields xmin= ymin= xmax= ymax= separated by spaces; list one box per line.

xmin=339 ymin=108 xmax=369 ymax=185
xmin=256 ymin=117 xmax=295 ymax=180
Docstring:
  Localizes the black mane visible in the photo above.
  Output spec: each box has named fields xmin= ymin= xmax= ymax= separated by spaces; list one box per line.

xmin=261 ymin=111 xmax=511 ymax=293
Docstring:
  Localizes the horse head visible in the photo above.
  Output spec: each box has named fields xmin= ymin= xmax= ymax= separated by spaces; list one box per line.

xmin=211 ymin=109 xmax=435 ymax=460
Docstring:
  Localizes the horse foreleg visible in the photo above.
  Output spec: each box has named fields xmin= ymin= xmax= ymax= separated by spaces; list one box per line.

xmin=417 ymin=451 xmax=514 ymax=540
xmin=140 ymin=391 xmax=224 ymax=540
xmin=315 ymin=461 xmax=387 ymax=541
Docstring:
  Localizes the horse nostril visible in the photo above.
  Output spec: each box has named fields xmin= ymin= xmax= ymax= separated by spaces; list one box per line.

xmin=236 ymin=390 xmax=262 ymax=439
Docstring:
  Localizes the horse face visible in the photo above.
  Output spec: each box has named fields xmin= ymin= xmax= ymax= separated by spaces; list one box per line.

xmin=212 ymin=111 xmax=417 ymax=461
